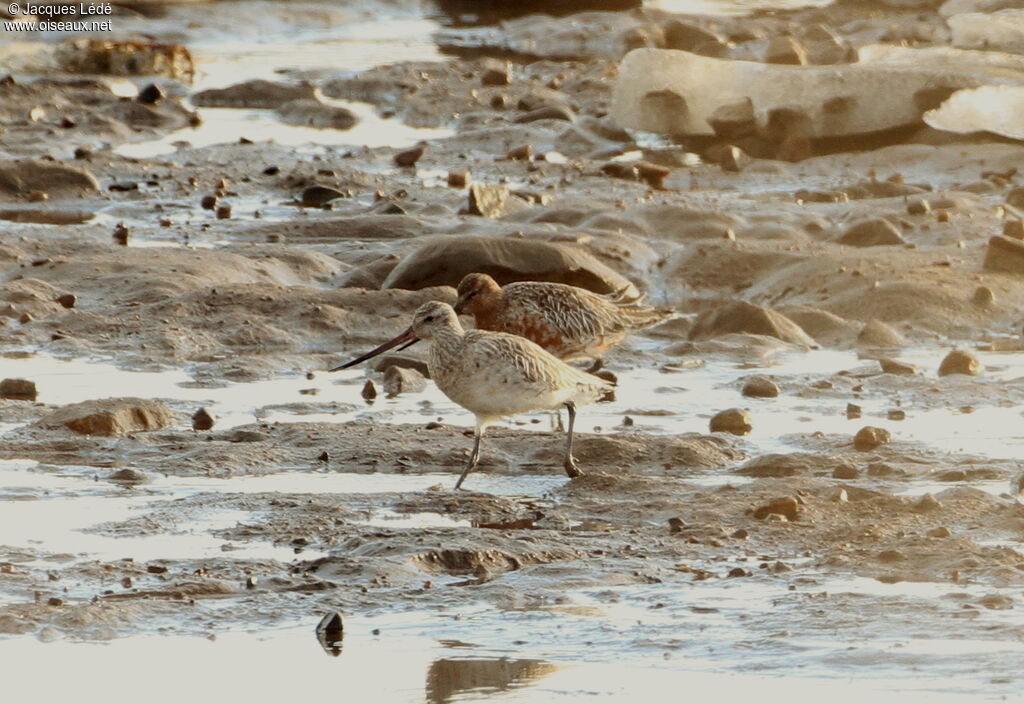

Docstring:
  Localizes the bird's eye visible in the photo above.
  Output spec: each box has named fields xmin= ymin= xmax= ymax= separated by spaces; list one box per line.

xmin=424 ymin=315 xmax=435 ymax=322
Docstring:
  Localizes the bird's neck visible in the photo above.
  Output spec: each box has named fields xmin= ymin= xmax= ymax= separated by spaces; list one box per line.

xmin=427 ymin=324 xmax=465 ymax=372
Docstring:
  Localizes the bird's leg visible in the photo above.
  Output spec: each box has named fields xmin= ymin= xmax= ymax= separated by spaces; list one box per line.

xmin=550 ymin=410 xmax=564 ymax=432
xmin=454 ymin=425 xmax=484 ymax=490
xmin=584 ymin=358 xmax=604 ymax=374
xmin=563 ymin=401 xmax=583 ymax=479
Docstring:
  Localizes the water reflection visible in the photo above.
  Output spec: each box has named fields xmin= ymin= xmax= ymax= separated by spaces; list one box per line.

xmin=316 ymin=612 xmax=345 ymax=657
xmin=426 ymin=658 xmax=559 ymax=704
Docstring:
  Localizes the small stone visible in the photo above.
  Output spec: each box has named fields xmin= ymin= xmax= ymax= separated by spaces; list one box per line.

xmin=727 ymin=567 xmax=751 ymax=578
xmin=907 ymin=197 xmax=931 ymax=215
xmin=832 ymin=464 xmax=859 ymax=479
xmin=0 ymin=378 xmax=37 ymax=401
xmin=983 ymin=235 xmax=1024 ymax=274
xmin=215 ymin=204 xmax=232 ymax=220
xmin=913 ymin=493 xmax=942 ymax=513
xmin=137 ymin=83 xmax=163 ymax=104
xmin=887 ymin=409 xmax=906 ymax=420
xmin=635 ymin=161 xmax=670 ymax=189
xmin=854 ymin=426 xmax=891 ymax=451
xmin=47 ymin=597 xmax=64 ymax=607
xmin=318 ymin=450 xmax=329 ymax=462
xmin=245 ymin=576 xmax=258 ymax=589
xmin=19 ymin=312 xmax=32 ymax=324
xmin=878 ymin=549 xmax=905 ymax=563
xmin=27 ymin=190 xmax=48 ymax=202
xmin=846 ymin=403 xmax=862 ymax=419
xmin=731 ymin=528 xmax=749 ymax=539
xmin=507 ymin=144 xmax=533 ymax=161
xmin=705 ymin=143 xmax=751 ymax=172
xmin=879 ymin=358 xmax=916 ymax=375
xmin=972 ymin=286 xmax=995 ymax=306
xmin=708 ymin=99 xmax=755 ymax=139
xmin=857 ymin=319 xmax=905 ymax=348
xmin=514 ymin=105 xmax=575 ymax=123
xmin=742 ymin=376 xmax=779 ymax=398
xmin=480 ymin=60 xmax=510 ymax=86
xmin=112 ymin=222 xmax=130 ymax=245
xmin=316 ymin=611 xmax=344 ymax=654
xmin=1007 ymin=187 xmax=1024 ymax=210
xmin=938 ymin=349 xmax=982 ymax=377
xmin=447 ymin=170 xmax=469 ymax=188
xmin=764 ymin=35 xmax=807 ymax=65
xmin=623 ymin=415 xmax=634 ymax=427
xmin=56 ymin=293 xmax=76 ymax=309
xmin=467 ymin=184 xmax=512 ymax=218
xmin=753 ymin=497 xmax=799 ymax=521
xmin=709 ymin=408 xmax=752 ymax=435
xmin=935 ymin=469 xmax=967 ymax=482
xmin=394 ymin=144 xmax=425 ymax=168
xmin=383 ymin=366 xmax=427 ymax=397
xmin=191 ymin=407 xmax=215 ymax=431
xmin=927 ymin=526 xmax=952 ymax=538
xmin=121 ymin=576 xmax=133 ymax=588
xmin=831 ymin=488 xmax=849 ymax=503
xmin=146 ymin=564 xmax=168 ymax=574
xmin=667 ymin=517 xmax=686 ymax=533
xmin=200 ymin=195 xmax=218 ymax=210
xmin=361 ymin=379 xmax=377 ymax=401
xmin=108 ymin=468 xmax=150 ymax=484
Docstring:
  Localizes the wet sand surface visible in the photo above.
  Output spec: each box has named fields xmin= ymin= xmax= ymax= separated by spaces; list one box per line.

xmin=4 ymin=0 xmax=1024 ymax=700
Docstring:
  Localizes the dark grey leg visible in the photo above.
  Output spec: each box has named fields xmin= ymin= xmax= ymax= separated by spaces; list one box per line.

xmin=455 ymin=426 xmax=483 ymax=490
xmin=584 ymin=358 xmax=604 ymax=374
xmin=563 ymin=401 xmax=583 ymax=479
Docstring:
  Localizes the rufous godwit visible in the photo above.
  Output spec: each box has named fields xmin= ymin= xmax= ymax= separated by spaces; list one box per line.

xmin=332 ymin=301 xmax=612 ymax=489
xmin=453 ymin=273 xmax=670 ymax=371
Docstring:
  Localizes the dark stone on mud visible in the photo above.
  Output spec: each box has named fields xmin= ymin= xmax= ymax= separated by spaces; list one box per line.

xmin=216 ymin=204 xmax=232 ymax=219
xmin=706 ymin=144 xmax=751 ymax=172
xmin=661 ymin=19 xmax=728 ymax=56
xmin=276 ymin=100 xmax=357 ymax=130
xmin=838 ymin=218 xmax=905 ymax=247
xmin=853 ymin=426 xmax=891 ymax=451
xmin=709 ymin=408 xmax=752 ymax=435
xmin=192 ymin=79 xmax=317 ymax=108
xmin=0 ymin=378 xmax=37 ymax=401
xmin=146 ymin=564 xmax=168 ymax=574
xmin=689 ymin=301 xmax=816 ymax=347
xmin=753 ymin=497 xmax=799 ymax=521
xmin=0 ymin=159 xmax=99 ymax=199
xmin=112 ymin=222 xmax=130 ymax=245
xmin=56 ymin=293 xmax=76 ymax=309
xmin=394 ymin=144 xmax=426 ymax=168
xmin=507 ymin=144 xmax=533 ymax=161
xmin=382 ymin=235 xmax=636 ymax=296
xmin=514 ymin=105 xmax=576 ymax=123
xmin=300 ymin=185 xmax=347 ymax=208
xmin=735 ymin=454 xmax=813 ymax=478
xmin=938 ymin=348 xmax=982 ymax=377
xmin=383 ymin=366 xmax=428 ymax=397
xmin=832 ymin=464 xmax=859 ymax=479
xmin=983 ymin=235 xmax=1024 ymax=274
xmin=192 ymin=407 xmax=215 ymax=431
xmin=361 ymin=379 xmax=377 ymax=401
xmin=39 ymin=398 xmax=174 ymax=436
xmin=201 ymin=195 xmax=218 ymax=210
xmin=316 ymin=611 xmax=344 ymax=655
xmin=1004 ymin=221 xmax=1024 ymax=240
xmin=877 ymin=549 xmax=905 ymax=563
xmin=727 ymin=567 xmax=751 ymax=578
xmin=467 ymin=184 xmax=513 ymax=217
xmin=667 ymin=517 xmax=686 ymax=533
xmin=741 ymin=376 xmax=778 ymax=398
xmin=108 ymin=468 xmax=151 ymax=484
xmin=447 ymin=170 xmax=470 ymax=188
xmin=137 ymin=83 xmax=163 ymax=104
xmin=480 ymin=59 xmax=511 ymax=86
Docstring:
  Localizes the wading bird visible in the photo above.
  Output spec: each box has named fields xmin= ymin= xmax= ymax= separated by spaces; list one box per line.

xmin=332 ymin=301 xmax=612 ymax=489
xmin=452 ymin=273 xmax=670 ymax=372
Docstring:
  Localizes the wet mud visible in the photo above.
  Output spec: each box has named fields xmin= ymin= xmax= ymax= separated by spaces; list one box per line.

xmin=4 ymin=0 xmax=1024 ymax=700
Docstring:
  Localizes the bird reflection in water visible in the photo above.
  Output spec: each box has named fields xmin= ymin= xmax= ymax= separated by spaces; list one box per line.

xmin=426 ymin=657 xmax=559 ymax=703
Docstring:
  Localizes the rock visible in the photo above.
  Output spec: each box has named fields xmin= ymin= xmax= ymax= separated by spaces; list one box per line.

xmin=907 ymin=197 xmax=931 ymax=215
xmin=838 ymin=218 xmax=906 ymax=247
xmin=709 ymin=408 xmax=752 ymax=435
xmin=1003 ymin=221 xmax=1024 ymax=239
xmin=972 ymin=286 xmax=995 ymax=306
xmin=467 ymin=185 xmax=515 ymax=217
xmin=108 ymin=468 xmax=151 ymax=484
xmin=201 ymin=195 xmax=218 ymax=210
xmin=394 ymin=144 xmax=426 ymax=168
xmin=935 ymin=469 xmax=966 ymax=482
xmin=878 ymin=549 xmax=905 ymax=563
xmin=0 ymin=160 xmax=100 ymax=199
xmin=481 ymin=59 xmax=511 ymax=86
xmin=853 ymin=426 xmax=891 ymax=451
xmin=879 ymin=358 xmax=917 ymax=375
xmin=507 ymin=144 xmax=534 ymax=161
xmin=383 ymin=366 xmax=428 ymax=397
xmin=514 ymin=105 xmax=576 ymax=123
xmin=56 ymin=293 xmax=76 ymax=309
xmin=764 ymin=36 xmax=807 ymax=65
xmin=276 ymin=100 xmax=357 ymax=130
xmin=38 ymin=398 xmax=174 ymax=436
xmin=705 ymin=144 xmax=751 ymax=172
xmin=634 ymin=161 xmax=671 ymax=189
xmin=300 ymin=185 xmax=348 ymax=208
xmin=938 ymin=348 xmax=983 ymax=376
xmin=0 ymin=378 xmax=37 ymax=401
xmin=661 ymin=20 xmax=728 ymax=56
xmin=191 ymin=407 xmax=215 ymax=431
xmin=316 ymin=611 xmax=344 ymax=655
xmin=887 ymin=409 xmax=906 ymax=420
xmin=914 ymin=493 xmax=942 ymax=512
xmin=689 ymin=301 xmax=816 ymax=347
xmin=983 ymin=235 xmax=1024 ymax=274
xmin=382 ymin=235 xmax=637 ymax=296
xmin=927 ymin=526 xmax=952 ymax=538
xmin=447 ymin=170 xmax=470 ymax=188
xmin=857 ymin=320 xmax=905 ymax=348
xmin=216 ymin=205 xmax=232 ymax=220
xmin=727 ymin=567 xmax=751 ymax=578
xmin=708 ymin=99 xmax=756 ymax=139
xmin=741 ymin=376 xmax=779 ymax=398
xmin=371 ymin=354 xmax=430 ymax=378
xmin=56 ymin=38 xmax=194 ymax=81
xmin=832 ymin=464 xmax=859 ymax=479
xmin=192 ymin=79 xmax=317 ymax=108
xmin=1009 ymin=187 xmax=1024 ymax=210
xmin=667 ymin=517 xmax=686 ymax=533
xmin=846 ymin=403 xmax=862 ymax=419
xmin=735 ymin=454 xmax=815 ymax=478
xmin=361 ymin=379 xmax=377 ymax=401
xmin=753 ymin=497 xmax=799 ymax=521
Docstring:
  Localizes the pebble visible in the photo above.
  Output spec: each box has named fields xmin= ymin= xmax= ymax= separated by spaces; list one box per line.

xmin=906 ymin=197 xmax=931 ymax=215
xmin=467 ymin=184 xmax=511 ymax=218
xmin=383 ymin=366 xmax=427 ymax=397
xmin=938 ymin=348 xmax=983 ymax=377
xmin=507 ymin=144 xmax=533 ymax=161
xmin=753 ymin=497 xmax=799 ymax=521
xmin=878 ymin=358 xmax=916 ymax=375
xmin=846 ymin=403 xmax=862 ymax=419
xmin=853 ymin=426 xmax=891 ymax=451
xmin=709 ymin=408 xmax=752 ymax=435
xmin=318 ymin=450 xmax=329 ymax=462
xmin=838 ymin=218 xmax=905 ymax=247
xmin=108 ymin=468 xmax=150 ymax=484
xmin=0 ymin=378 xmax=37 ymax=401
xmin=972 ymin=286 xmax=995 ymax=306
xmin=913 ymin=493 xmax=942 ymax=513
xmin=112 ymin=222 xmax=130 ymax=245
xmin=887 ymin=409 xmax=906 ymax=420
xmin=741 ymin=376 xmax=779 ymax=398
xmin=361 ymin=379 xmax=377 ymax=401
xmin=316 ymin=611 xmax=344 ymax=654
xmin=201 ymin=194 xmax=218 ymax=210
xmin=56 ymin=293 xmax=76 ymax=309
xmin=514 ymin=105 xmax=575 ymax=123
xmin=635 ymin=161 xmax=670 ymax=189
xmin=394 ymin=144 xmax=426 ymax=168
xmin=727 ymin=567 xmax=751 ymax=578
xmin=447 ymin=170 xmax=469 ymax=188
xmin=832 ymin=464 xmax=859 ymax=479
xmin=215 ymin=204 xmax=232 ymax=219
xmin=764 ymin=35 xmax=808 ymax=65
xmin=878 ymin=549 xmax=905 ymax=563
xmin=300 ymin=185 xmax=347 ymax=207
xmin=667 ymin=517 xmax=686 ymax=533
xmin=927 ymin=526 xmax=952 ymax=538
xmin=146 ymin=564 xmax=168 ymax=574
xmin=983 ymin=235 xmax=1024 ymax=274
xmin=1003 ymin=220 xmax=1024 ymax=240
xmin=192 ymin=407 xmax=215 ymax=431
xmin=831 ymin=488 xmax=849 ymax=503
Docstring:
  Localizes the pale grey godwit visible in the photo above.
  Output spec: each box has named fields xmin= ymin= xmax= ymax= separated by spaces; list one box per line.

xmin=332 ymin=301 xmax=613 ymax=489
xmin=453 ymin=273 xmax=671 ymax=371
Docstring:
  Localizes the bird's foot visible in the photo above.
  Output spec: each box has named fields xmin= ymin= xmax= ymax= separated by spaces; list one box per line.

xmin=564 ymin=457 xmax=584 ymax=479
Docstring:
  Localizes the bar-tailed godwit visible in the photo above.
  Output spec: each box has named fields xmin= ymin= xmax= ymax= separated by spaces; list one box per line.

xmin=453 ymin=273 xmax=670 ymax=371
xmin=332 ymin=301 xmax=612 ymax=489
